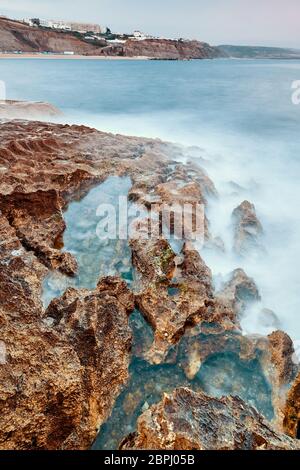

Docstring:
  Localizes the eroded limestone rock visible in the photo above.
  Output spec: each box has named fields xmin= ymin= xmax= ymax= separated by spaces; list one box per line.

xmin=0 ymin=268 xmax=134 ymax=449
xmin=283 ymin=372 xmax=300 ymax=438
xmin=232 ymin=200 xmax=263 ymax=256
xmin=216 ymin=268 xmax=261 ymax=317
xmin=131 ymin=238 xmax=227 ymax=364
xmin=120 ymin=388 xmax=300 ymax=450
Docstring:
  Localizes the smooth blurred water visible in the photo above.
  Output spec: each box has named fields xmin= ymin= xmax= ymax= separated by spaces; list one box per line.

xmin=1 ymin=58 xmax=300 ymax=340
xmin=94 ymin=311 xmax=273 ymax=450
xmin=42 ymin=176 xmax=133 ymax=307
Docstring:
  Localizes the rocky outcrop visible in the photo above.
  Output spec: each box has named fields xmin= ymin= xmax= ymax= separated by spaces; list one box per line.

xmin=216 ymin=268 xmax=261 ymax=317
xmin=0 ymin=207 xmax=133 ymax=449
xmin=120 ymin=388 xmax=300 ymax=450
xmin=267 ymin=331 xmax=297 ymax=389
xmin=0 ymin=118 xmax=299 ymax=451
xmin=0 ymin=100 xmax=61 ymax=119
xmin=177 ymin=325 xmax=298 ymax=424
xmin=232 ymin=200 xmax=263 ymax=255
xmin=120 ymin=39 xmax=224 ymax=60
xmin=0 ymin=212 xmax=134 ymax=451
xmin=0 ymin=207 xmax=134 ymax=449
xmin=283 ymin=372 xmax=300 ymax=438
xmin=175 ymin=268 xmax=261 ymax=379
xmin=0 ymin=119 xmax=219 ymax=448
xmin=131 ymin=239 xmax=221 ymax=363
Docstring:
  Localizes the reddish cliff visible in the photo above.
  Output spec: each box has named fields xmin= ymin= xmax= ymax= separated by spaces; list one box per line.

xmin=0 ymin=17 xmax=222 ymax=59
xmin=122 ymin=39 xmax=224 ymax=59
xmin=0 ymin=17 xmax=104 ymax=55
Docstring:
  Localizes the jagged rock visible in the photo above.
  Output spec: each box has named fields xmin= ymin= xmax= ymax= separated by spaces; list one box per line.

xmin=133 ymin=239 xmax=214 ymax=364
xmin=120 ymin=388 xmax=300 ymax=450
xmin=0 ymin=189 xmax=78 ymax=275
xmin=1 ymin=119 xmax=297 ymax=451
xmin=131 ymin=238 xmax=238 ymax=364
xmin=0 ymin=120 xmax=223 ymax=449
xmin=0 ymin=270 xmax=134 ymax=450
xmin=283 ymin=372 xmax=300 ymax=438
xmin=0 ymin=214 xmax=47 ymax=321
xmin=267 ymin=331 xmax=297 ymax=388
xmin=232 ymin=200 xmax=263 ymax=255
xmin=260 ymin=331 xmax=298 ymax=430
xmin=178 ymin=326 xmax=298 ymax=428
xmin=130 ymin=236 xmax=176 ymax=286
xmin=216 ymin=268 xmax=260 ymax=317
xmin=0 ymin=120 xmax=214 ymax=277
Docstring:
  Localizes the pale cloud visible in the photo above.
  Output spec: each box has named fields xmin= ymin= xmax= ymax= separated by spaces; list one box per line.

xmin=1 ymin=0 xmax=300 ymax=48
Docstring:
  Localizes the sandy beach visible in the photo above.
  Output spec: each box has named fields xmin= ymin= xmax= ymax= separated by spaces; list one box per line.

xmin=0 ymin=53 xmax=150 ymax=60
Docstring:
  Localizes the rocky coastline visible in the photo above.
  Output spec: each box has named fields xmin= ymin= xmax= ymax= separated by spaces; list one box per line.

xmin=0 ymin=102 xmax=299 ymax=450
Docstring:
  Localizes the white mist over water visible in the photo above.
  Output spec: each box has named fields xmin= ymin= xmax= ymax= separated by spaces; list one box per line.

xmin=1 ymin=58 xmax=299 ymax=342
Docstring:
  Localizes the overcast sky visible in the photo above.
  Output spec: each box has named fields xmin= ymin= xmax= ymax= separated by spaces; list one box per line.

xmin=1 ymin=0 xmax=300 ymax=48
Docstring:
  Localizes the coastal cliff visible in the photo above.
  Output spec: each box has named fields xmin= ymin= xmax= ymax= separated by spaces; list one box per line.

xmin=0 ymin=107 xmax=299 ymax=449
xmin=0 ymin=17 xmax=105 ymax=55
xmin=103 ymin=39 xmax=224 ymax=60
xmin=0 ymin=16 xmax=222 ymax=59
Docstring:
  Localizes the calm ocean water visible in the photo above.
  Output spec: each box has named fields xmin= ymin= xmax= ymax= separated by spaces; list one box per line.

xmin=1 ymin=58 xmax=300 ymax=344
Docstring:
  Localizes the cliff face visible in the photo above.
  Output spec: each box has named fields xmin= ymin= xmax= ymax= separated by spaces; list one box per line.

xmin=0 ymin=17 xmax=222 ymax=59
xmin=121 ymin=39 xmax=224 ymax=59
xmin=0 ymin=17 xmax=104 ymax=55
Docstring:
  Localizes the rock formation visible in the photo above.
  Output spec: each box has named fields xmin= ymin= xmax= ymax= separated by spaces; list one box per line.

xmin=120 ymin=388 xmax=300 ymax=450
xmin=0 ymin=211 xmax=134 ymax=449
xmin=283 ymin=372 xmax=300 ymax=438
xmin=132 ymin=239 xmax=219 ymax=363
xmin=0 ymin=119 xmax=219 ymax=448
xmin=216 ymin=268 xmax=261 ymax=316
xmin=0 ymin=118 xmax=299 ymax=450
xmin=232 ymin=200 xmax=263 ymax=256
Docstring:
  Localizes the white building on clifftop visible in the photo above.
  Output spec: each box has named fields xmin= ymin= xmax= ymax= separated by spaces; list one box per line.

xmin=24 ymin=18 xmax=103 ymax=34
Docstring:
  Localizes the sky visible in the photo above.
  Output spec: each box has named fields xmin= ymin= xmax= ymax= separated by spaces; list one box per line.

xmin=1 ymin=0 xmax=300 ymax=48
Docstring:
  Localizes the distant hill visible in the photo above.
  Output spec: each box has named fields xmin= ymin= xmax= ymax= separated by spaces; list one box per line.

xmin=218 ymin=45 xmax=300 ymax=59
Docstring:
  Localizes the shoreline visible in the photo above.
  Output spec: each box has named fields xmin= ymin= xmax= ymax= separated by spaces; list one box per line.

xmin=0 ymin=54 xmax=299 ymax=61
xmin=0 ymin=53 xmax=150 ymax=60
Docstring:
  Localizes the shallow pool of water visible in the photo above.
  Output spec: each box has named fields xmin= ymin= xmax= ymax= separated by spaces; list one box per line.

xmin=94 ymin=311 xmax=274 ymax=450
xmin=42 ymin=176 xmax=133 ymax=307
